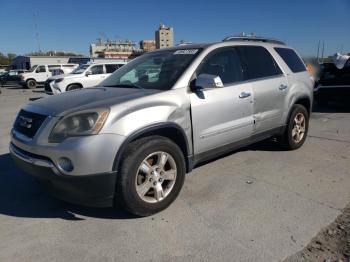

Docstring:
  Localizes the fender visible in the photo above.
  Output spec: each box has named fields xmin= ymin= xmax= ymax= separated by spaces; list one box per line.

xmin=112 ymin=122 xmax=193 ymax=173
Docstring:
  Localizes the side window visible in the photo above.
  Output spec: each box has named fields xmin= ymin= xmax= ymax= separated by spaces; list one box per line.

xmin=236 ymin=46 xmax=282 ymax=80
xmin=197 ymin=48 xmax=244 ymax=85
xmin=274 ymin=48 xmax=306 ymax=73
xmin=117 ymin=64 xmax=125 ymax=68
xmin=48 ymin=65 xmax=61 ymax=73
xmin=36 ymin=65 xmax=46 ymax=73
xmin=90 ymin=65 xmax=104 ymax=75
xmin=105 ymin=64 xmax=118 ymax=73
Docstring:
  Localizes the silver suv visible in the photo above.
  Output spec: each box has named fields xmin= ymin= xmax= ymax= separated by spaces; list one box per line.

xmin=10 ymin=37 xmax=313 ymax=216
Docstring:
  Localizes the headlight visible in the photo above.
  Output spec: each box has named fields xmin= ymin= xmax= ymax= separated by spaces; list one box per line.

xmin=54 ymin=78 xmax=64 ymax=83
xmin=49 ymin=109 xmax=110 ymax=143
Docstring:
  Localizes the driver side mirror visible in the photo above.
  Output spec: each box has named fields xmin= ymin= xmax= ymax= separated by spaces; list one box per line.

xmin=190 ymin=74 xmax=223 ymax=91
xmin=85 ymin=71 xmax=92 ymax=77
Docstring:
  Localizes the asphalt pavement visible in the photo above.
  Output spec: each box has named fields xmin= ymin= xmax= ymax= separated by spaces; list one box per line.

xmin=0 ymin=86 xmax=349 ymax=262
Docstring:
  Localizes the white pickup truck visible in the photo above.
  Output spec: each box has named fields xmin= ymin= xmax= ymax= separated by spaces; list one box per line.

xmin=20 ymin=64 xmax=78 ymax=89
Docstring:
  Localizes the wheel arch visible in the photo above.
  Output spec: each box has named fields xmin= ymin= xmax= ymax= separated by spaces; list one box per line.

xmin=66 ymin=83 xmax=83 ymax=91
xmin=113 ymin=122 xmax=192 ymax=174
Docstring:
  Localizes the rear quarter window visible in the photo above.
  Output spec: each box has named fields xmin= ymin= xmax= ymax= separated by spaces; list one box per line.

xmin=274 ymin=48 xmax=306 ymax=73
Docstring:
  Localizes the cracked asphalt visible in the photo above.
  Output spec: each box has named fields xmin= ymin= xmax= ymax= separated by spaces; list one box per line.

xmin=0 ymin=86 xmax=349 ymax=262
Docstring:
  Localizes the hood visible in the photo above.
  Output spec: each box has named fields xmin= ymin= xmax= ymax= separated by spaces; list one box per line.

xmin=23 ymin=87 xmax=159 ymax=116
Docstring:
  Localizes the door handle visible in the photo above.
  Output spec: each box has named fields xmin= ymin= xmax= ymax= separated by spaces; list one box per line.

xmin=239 ymin=92 xmax=251 ymax=99
xmin=279 ymin=84 xmax=288 ymax=90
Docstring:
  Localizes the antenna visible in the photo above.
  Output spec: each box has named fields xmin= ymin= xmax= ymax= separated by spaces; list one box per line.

xmin=33 ymin=13 xmax=42 ymax=53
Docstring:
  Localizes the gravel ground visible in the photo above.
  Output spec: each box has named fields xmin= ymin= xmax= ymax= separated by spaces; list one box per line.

xmin=284 ymin=203 xmax=350 ymax=262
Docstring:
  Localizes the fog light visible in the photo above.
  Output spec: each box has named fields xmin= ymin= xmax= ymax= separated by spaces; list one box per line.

xmin=58 ymin=157 xmax=74 ymax=172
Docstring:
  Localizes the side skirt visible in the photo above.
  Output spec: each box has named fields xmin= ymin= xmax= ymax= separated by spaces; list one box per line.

xmin=192 ymin=126 xmax=285 ymax=167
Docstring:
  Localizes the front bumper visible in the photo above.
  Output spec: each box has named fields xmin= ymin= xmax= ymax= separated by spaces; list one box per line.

xmin=10 ymin=142 xmax=117 ymax=207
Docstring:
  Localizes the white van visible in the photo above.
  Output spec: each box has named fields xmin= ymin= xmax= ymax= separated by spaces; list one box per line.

xmin=20 ymin=64 xmax=78 ymax=89
xmin=50 ymin=62 xmax=126 ymax=94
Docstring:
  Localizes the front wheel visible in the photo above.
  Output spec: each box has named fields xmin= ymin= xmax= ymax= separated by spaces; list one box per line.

xmin=115 ymin=136 xmax=186 ymax=216
xmin=66 ymin=84 xmax=82 ymax=91
xmin=278 ymin=104 xmax=309 ymax=150
xmin=26 ymin=79 xmax=37 ymax=89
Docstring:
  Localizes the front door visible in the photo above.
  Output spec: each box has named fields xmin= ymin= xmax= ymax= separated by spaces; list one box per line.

xmin=86 ymin=64 xmax=106 ymax=87
xmin=190 ymin=48 xmax=254 ymax=154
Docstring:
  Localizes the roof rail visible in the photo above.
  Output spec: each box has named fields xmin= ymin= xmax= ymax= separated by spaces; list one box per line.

xmin=222 ymin=36 xmax=286 ymax=45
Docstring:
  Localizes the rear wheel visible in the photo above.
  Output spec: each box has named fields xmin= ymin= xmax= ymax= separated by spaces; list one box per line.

xmin=26 ymin=79 xmax=37 ymax=89
xmin=115 ymin=136 xmax=186 ymax=216
xmin=66 ymin=84 xmax=82 ymax=91
xmin=279 ymin=104 xmax=309 ymax=150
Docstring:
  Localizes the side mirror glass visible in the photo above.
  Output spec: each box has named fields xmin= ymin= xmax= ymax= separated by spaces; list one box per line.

xmin=191 ymin=74 xmax=223 ymax=91
xmin=85 ymin=71 xmax=92 ymax=76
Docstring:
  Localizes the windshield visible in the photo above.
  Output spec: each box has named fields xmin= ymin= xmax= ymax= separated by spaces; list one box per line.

xmin=101 ymin=48 xmax=202 ymax=90
xmin=71 ymin=64 xmax=90 ymax=74
xmin=28 ymin=65 xmax=38 ymax=72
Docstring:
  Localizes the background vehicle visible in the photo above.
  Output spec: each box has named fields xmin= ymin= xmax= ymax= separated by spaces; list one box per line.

xmin=19 ymin=64 xmax=78 ymax=89
xmin=10 ymin=37 xmax=313 ymax=216
xmin=315 ymin=57 xmax=350 ymax=105
xmin=0 ymin=69 xmax=28 ymax=87
xmin=50 ymin=62 xmax=126 ymax=94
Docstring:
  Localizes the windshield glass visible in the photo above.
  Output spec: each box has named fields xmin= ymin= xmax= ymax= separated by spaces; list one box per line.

xmin=71 ymin=64 xmax=90 ymax=74
xmin=101 ymin=48 xmax=202 ymax=90
xmin=28 ymin=65 xmax=38 ymax=72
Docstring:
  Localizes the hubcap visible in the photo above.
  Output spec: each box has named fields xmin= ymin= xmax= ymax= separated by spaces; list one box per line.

xmin=135 ymin=151 xmax=177 ymax=203
xmin=292 ymin=113 xmax=306 ymax=143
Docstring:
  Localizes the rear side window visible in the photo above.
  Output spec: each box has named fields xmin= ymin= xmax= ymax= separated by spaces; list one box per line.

xmin=274 ymin=48 xmax=306 ymax=73
xmin=235 ymin=46 xmax=282 ymax=80
xmin=105 ymin=64 xmax=119 ymax=73
xmin=197 ymin=48 xmax=244 ymax=85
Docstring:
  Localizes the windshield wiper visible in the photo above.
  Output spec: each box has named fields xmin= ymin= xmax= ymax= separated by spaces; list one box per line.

xmin=105 ymin=84 xmax=144 ymax=89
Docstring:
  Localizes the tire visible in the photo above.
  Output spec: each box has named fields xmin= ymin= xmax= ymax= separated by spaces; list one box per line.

xmin=279 ymin=104 xmax=309 ymax=150
xmin=66 ymin=84 xmax=82 ymax=91
xmin=26 ymin=79 xmax=37 ymax=89
xmin=115 ymin=136 xmax=186 ymax=216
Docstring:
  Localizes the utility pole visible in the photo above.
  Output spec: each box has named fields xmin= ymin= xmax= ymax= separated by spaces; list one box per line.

xmin=316 ymin=40 xmax=320 ymax=63
xmin=33 ymin=13 xmax=42 ymax=53
xmin=321 ymin=42 xmax=325 ymax=64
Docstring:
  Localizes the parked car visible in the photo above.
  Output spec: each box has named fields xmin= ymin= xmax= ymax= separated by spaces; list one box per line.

xmin=19 ymin=64 xmax=78 ymax=89
xmin=0 ymin=69 xmax=28 ymax=87
xmin=314 ymin=59 xmax=350 ymax=105
xmin=50 ymin=62 xmax=127 ymax=94
xmin=10 ymin=37 xmax=313 ymax=216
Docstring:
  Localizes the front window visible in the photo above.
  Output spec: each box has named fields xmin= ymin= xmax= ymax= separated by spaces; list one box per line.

xmin=101 ymin=49 xmax=202 ymax=90
xmin=28 ymin=65 xmax=38 ymax=72
xmin=71 ymin=64 xmax=90 ymax=74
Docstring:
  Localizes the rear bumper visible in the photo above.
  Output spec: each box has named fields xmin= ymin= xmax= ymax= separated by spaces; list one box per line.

xmin=10 ymin=143 xmax=116 ymax=207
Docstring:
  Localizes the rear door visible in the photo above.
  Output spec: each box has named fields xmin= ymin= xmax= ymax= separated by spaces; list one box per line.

xmin=236 ymin=46 xmax=287 ymax=133
xmin=190 ymin=47 xmax=254 ymax=154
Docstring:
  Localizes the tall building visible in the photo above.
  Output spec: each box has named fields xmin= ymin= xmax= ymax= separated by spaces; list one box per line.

xmin=139 ymin=40 xmax=156 ymax=52
xmin=155 ymin=24 xmax=174 ymax=49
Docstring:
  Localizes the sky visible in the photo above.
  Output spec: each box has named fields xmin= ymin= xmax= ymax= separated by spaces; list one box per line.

xmin=0 ymin=0 xmax=349 ymax=57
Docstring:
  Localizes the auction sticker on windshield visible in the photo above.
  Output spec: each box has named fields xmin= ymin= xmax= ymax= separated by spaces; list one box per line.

xmin=174 ymin=49 xmax=198 ymax=55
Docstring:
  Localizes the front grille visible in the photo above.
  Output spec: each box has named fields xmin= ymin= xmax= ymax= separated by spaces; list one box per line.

xmin=14 ymin=110 xmax=47 ymax=138
xmin=44 ymin=80 xmax=53 ymax=94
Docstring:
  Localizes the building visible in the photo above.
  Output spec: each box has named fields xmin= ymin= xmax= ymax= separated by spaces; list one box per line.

xmin=90 ymin=39 xmax=143 ymax=59
xmin=139 ymin=40 xmax=156 ymax=52
xmin=155 ymin=24 xmax=174 ymax=49
xmin=11 ymin=56 xmax=71 ymax=70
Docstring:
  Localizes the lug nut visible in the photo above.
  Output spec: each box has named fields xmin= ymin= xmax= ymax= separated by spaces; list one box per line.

xmin=158 ymin=178 xmax=163 ymax=182
xmin=149 ymin=178 xmax=153 ymax=182
xmin=153 ymin=181 xmax=157 ymax=186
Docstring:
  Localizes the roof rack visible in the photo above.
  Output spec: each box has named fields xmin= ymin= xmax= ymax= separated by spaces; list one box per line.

xmin=222 ymin=36 xmax=286 ymax=45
